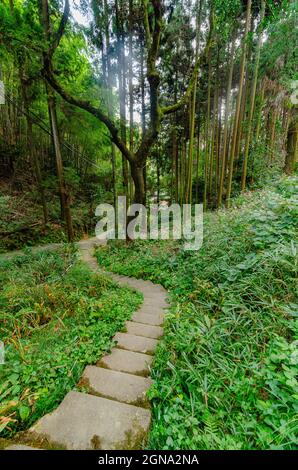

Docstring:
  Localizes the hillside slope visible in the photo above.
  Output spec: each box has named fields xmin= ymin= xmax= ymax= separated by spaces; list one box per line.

xmin=96 ymin=175 xmax=298 ymax=450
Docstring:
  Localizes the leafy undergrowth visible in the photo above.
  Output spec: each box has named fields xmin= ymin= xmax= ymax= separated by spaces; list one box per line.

xmin=96 ymin=175 xmax=298 ymax=450
xmin=0 ymin=179 xmax=96 ymax=253
xmin=0 ymin=246 xmax=142 ymax=437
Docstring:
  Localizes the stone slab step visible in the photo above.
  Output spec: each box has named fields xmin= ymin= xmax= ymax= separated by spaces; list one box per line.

xmin=142 ymin=299 xmax=170 ymax=309
xmin=28 ymin=391 xmax=151 ymax=450
xmin=114 ymin=332 xmax=158 ymax=355
xmin=141 ymin=288 xmax=167 ymax=297
xmin=143 ymin=293 xmax=168 ymax=303
xmin=112 ymin=276 xmax=165 ymax=294
xmin=98 ymin=348 xmax=153 ymax=376
xmin=77 ymin=238 xmax=106 ymax=250
xmin=110 ymin=274 xmax=126 ymax=282
xmin=110 ymin=277 xmax=148 ymax=294
xmin=125 ymin=321 xmax=163 ymax=339
xmin=81 ymin=366 xmax=152 ymax=406
xmin=143 ymin=289 xmax=168 ymax=298
xmin=109 ymin=274 xmax=133 ymax=284
xmin=111 ymin=277 xmax=142 ymax=289
xmin=136 ymin=305 xmax=167 ymax=317
xmin=132 ymin=312 xmax=164 ymax=326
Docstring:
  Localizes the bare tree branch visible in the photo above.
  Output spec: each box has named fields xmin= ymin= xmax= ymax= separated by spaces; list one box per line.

xmin=40 ymin=0 xmax=134 ymax=164
xmin=44 ymin=66 xmax=135 ymax=164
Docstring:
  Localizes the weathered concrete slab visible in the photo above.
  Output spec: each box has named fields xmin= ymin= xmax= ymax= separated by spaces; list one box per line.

xmin=28 ymin=391 xmax=151 ymax=450
xmin=142 ymin=298 xmax=170 ymax=309
xmin=80 ymin=256 xmax=98 ymax=270
xmin=82 ymin=366 xmax=152 ymax=406
xmin=111 ymin=276 xmax=165 ymax=294
xmin=114 ymin=332 xmax=158 ymax=355
xmin=140 ymin=288 xmax=167 ymax=297
xmin=125 ymin=321 xmax=163 ymax=339
xmin=107 ymin=275 xmax=144 ymax=292
xmin=132 ymin=312 xmax=164 ymax=326
xmin=110 ymin=274 xmax=126 ymax=282
xmin=136 ymin=305 xmax=166 ymax=317
xmin=111 ymin=276 xmax=139 ymax=287
xmin=77 ymin=238 xmax=106 ymax=250
xmin=144 ymin=285 xmax=167 ymax=294
xmin=98 ymin=348 xmax=153 ymax=376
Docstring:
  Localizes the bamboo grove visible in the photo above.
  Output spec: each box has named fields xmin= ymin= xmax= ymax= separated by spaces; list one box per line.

xmin=0 ymin=0 xmax=297 ymax=242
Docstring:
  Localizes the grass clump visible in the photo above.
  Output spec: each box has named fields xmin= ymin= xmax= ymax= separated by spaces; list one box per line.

xmin=0 ymin=246 xmax=142 ymax=436
xmin=96 ymin=175 xmax=298 ymax=450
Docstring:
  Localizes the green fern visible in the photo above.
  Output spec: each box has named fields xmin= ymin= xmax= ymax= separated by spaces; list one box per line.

xmin=202 ymin=411 xmax=220 ymax=437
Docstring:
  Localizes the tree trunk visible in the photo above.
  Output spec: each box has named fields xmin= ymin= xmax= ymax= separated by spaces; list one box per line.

xmin=170 ymin=124 xmax=177 ymax=204
xmin=203 ymin=49 xmax=212 ymax=210
xmin=268 ymin=108 xmax=278 ymax=163
xmin=19 ymin=69 xmax=48 ymax=226
xmin=157 ymin=154 xmax=160 ymax=204
xmin=285 ymin=120 xmax=298 ymax=174
xmin=209 ymin=49 xmax=219 ymax=204
xmin=47 ymin=89 xmax=74 ymax=241
xmin=234 ymin=77 xmax=248 ymax=172
xmin=255 ymin=81 xmax=265 ymax=141
xmin=103 ymin=0 xmax=117 ymax=211
xmin=180 ymin=138 xmax=186 ymax=204
xmin=129 ymin=0 xmax=134 ymax=153
xmin=131 ymin=162 xmax=146 ymax=206
xmin=115 ymin=0 xmax=129 ymax=199
xmin=195 ymin=109 xmax=201 ymax=204
xmin=26 ymin=107 xmax=48 ymax=225
xmin=226 ymin=0 xmax=252 ymax=207
xmin=186 ymin=0 xmax=202 ymax=205
xmin=39 ymin=0 xmax=73 ymax=241
xmin=241 ymin=0 xmax=265 ymax=191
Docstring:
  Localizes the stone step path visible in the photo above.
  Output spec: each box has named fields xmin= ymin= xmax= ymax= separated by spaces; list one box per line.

xmin=6 ymin=238 xmax=169 ymax=451
xmin=28 ymin=392 xmax=152 ymax=450
xmin=81 ymin=367 xmax=152 ymax=407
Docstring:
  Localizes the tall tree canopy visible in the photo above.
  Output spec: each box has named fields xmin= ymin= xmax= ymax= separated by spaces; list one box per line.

xmin=0 ymin=0 xmax=297 ymax=240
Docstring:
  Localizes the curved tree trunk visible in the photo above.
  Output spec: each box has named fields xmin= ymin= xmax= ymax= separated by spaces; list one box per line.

xmin=130 ymin=162 xmax=146 ymax=206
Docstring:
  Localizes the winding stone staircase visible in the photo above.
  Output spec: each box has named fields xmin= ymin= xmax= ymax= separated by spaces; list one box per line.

xmin=5 ymin=239 xmax=169 ymax=450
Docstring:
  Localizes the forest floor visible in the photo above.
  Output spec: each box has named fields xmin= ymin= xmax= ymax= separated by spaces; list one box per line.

xmin=0 ymin=179 xmax=94 ymax=253
xmin=0 ymin=175 xmax=297 ymax=450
